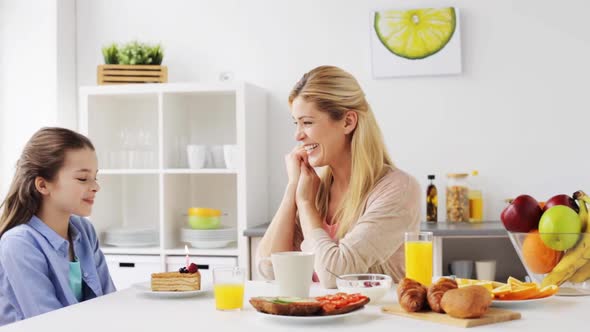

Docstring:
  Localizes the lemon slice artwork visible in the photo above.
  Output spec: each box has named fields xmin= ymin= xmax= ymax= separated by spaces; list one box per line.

xmin=374 ymin=7 xmax=456 ymax=60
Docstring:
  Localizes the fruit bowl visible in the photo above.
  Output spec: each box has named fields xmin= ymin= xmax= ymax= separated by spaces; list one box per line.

xmin=508 ymin=231 xmax=590 ymax=296
xmin=336 ymin=274 xmax=392 ymax=302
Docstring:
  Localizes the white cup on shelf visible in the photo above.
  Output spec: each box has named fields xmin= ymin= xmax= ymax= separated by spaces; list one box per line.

xmin=223 ymin=145 xmax=239 ymax=169
xmin=208 ymin=145 xmax=225 ymax=168
xmin=186 ymin=145 xmax=208 ymax=169
xmin=475 ymin=260 xmax=497 ymax=281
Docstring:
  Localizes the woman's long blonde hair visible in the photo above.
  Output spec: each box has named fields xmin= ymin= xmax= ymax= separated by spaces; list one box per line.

xmin=289 ymin=65 xmax=393 ymax=239
xmin=0 ymin=127 xmax=95 ymax=237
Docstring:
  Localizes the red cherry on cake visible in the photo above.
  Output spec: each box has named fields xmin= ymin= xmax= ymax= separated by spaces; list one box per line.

xmin=188 ymin=263 xmax=199 ymax=273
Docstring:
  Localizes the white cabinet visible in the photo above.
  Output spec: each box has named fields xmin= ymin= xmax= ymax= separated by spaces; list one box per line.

xmin=106 ymin=255 xmax=161 ymax=290
xmin=79 ymin=82 xmax=268 ymax=287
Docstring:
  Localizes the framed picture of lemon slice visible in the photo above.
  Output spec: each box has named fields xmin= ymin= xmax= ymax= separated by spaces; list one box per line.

xmin=371 ymin=7 xmax=462 ymax=78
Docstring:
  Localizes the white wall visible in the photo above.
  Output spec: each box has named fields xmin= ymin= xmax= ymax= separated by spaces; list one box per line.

xmin=0 ymin=1 xmax=4 ymax=197
xmin=76 ymin=0 xmax=590 ymax=222
xmin=0 ymin=0 xmax=77 ymax=198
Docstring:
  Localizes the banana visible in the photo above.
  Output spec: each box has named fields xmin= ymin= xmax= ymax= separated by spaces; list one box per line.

xmin=541 ymin=192 xmax=590 ymax=287
xmin=576 ymin=190 xmax=590 ymax=205
xmin=542 ymin=244 xmax=590 ymax=287
xmin=573 ymin=191 xmax=589 ymax=232
xmin=568 ymin=261 xmax=590 ymax=283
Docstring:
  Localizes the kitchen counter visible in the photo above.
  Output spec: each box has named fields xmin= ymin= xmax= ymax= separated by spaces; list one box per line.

xmin=244 ymin=222 xmax=516 ymax=279
xmin=3 ymin=281 xmax=585 ymax=331
xmin=244 ymin=221 xmax=508 ymax=237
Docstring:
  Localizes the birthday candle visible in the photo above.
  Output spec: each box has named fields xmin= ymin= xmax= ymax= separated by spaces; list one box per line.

xmin=184 ymin=244 xmax=189 ymax=269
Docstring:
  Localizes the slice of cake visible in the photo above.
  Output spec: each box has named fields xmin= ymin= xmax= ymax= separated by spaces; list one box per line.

xmin=151 ymin=263 xmax=201 ymax=291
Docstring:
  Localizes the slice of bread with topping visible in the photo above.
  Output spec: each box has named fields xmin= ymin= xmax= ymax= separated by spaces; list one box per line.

xmin=249 ymin=297 xmax=322 ymax=316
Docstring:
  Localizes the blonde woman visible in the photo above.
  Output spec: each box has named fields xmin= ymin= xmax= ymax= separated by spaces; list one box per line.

xmin=257 ymin=65 xmax=421 ymax=288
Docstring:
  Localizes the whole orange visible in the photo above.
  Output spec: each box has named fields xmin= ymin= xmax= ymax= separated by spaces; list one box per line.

xmin=522 ymin=230 xmax=564 ymax=274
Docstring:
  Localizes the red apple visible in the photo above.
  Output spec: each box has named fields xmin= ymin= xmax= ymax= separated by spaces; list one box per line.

xmin=501 ymin=195 xmax=543 ymax=232
xmin=544 ymin=194 xmax=579 ymax=213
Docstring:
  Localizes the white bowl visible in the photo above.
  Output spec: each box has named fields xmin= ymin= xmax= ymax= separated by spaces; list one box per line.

xmin=336 ymin=274 xmax=392 ymax=303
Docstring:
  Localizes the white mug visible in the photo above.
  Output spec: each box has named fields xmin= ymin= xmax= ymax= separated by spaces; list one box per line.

xmin=475 ymin=260 xmax=496 ymax=281
xmin=448 ymin=260 xmax=474 ymax=279
xmin=259 ymin=251 xmax=315 ymax=297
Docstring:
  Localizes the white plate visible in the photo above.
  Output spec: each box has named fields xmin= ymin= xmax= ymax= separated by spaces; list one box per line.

xmin=492 ymin=295 xmax=554 ymax=307
xmin=256 ymin=307 xmax=364 ymax=323
xmin=133 ymin=282 xmax=210 ymax=298
xmin=103 ymin=241 xmax=159 ymax=247
xmin=186 ymin=240 xmax=236 ymax=249
xmin=556 ymin=287 xmax=590 ymax=296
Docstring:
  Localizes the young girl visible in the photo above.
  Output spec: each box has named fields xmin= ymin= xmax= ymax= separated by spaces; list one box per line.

xmin=0 ymin=127 xmax=115 ymax=325
xmin=257 ymin=66 xmax=421 ymax=288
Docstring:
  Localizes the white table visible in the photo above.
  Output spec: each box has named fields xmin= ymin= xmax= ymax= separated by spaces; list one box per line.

xmin=2 ymin=281 xmax=586 ymax=331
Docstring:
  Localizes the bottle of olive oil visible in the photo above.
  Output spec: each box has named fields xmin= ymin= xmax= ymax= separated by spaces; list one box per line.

xmin=426 ymin=175 xmax=438 ymax=222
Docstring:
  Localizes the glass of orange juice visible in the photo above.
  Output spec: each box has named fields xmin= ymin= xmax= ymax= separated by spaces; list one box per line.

xmin=213 ymin=266 xmax=245 ymax=311
xmin=405 ymin=231 xmax=433 ymax=286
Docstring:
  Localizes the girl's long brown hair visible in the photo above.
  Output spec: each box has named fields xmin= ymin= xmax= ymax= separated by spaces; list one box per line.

xmin=0 ymin=127 xmax=94 ymax=237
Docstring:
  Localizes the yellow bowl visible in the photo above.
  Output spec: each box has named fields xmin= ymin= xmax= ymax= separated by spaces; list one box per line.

xmin=188 ymin=207 xmax=222 ymax=217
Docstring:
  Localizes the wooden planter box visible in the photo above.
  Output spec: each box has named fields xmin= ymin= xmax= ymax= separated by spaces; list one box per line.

xmin=97 ymin=65 xmax=168 ymax=85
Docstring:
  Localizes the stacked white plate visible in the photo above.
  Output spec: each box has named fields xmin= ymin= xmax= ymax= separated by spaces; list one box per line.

xmin=103 ymin=227 xmax=159 ymax=247
xmin=180 ymin=227 xmax=237 ymax=249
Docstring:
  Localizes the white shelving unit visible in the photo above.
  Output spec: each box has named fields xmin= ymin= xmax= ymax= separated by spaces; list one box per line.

xmin=79 ymin=82 xmax=268 ymax=289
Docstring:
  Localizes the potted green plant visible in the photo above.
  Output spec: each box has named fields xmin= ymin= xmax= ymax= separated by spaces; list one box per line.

xmin=97 ymin=41 xmax=167 ymax=85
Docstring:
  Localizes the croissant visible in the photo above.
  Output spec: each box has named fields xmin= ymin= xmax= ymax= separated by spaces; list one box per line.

xmin=397 ymin=278 xmax=428 ymax=312
xmin=427 ymin=278 xmax=458 ymax=313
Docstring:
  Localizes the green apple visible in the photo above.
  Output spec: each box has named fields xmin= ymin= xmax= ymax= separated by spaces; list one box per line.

xmin=538 ymin=205 xmax=582 ymax=250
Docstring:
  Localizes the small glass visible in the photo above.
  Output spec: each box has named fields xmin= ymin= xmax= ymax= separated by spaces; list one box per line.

xmin=213 ymin=266 xmax=245 ymax=311
xmin=405 ymin=232 xmax=433 ymax=286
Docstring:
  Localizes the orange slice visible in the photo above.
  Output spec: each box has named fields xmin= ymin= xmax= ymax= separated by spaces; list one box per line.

xmin=492 ymin=284 xmax=512 ymax=297
xmin=507 ymin=276 xmax=538 ymax=288
xmin=456 ymin=278 xmax=478 ymax=286
xmin=492 ymin=281 xmax=508 ymax=288
xmin=507 ymin=276 xmax=525 ymax=285
xmin=530 ymin=285 xmax=558 ymax=299
xmin=497 ymin=284 xmax=539 ymax=300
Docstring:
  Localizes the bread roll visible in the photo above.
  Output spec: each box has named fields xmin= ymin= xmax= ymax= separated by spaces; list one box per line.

xmin=440 ymin=285 xmax=492 ymax=318
xmin=427 ymin=278 xmax=458 ymax=313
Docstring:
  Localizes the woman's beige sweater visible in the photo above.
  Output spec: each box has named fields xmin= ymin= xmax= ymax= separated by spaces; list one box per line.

xmin=259 ymin=166 xmax=421 ymax=289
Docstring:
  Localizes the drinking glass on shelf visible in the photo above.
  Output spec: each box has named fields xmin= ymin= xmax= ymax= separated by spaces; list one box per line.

xmin=213 ymin=266 xmax=245 ymax=311
xmin=187 ymin=145 xmax=208 ymax=169
xmin=208 ymin=145 xmax=225 ymax=168
xmin=223 ymin=145 xmax=239 ymax=169
xmin=405 ymin=231 xmax=433 ymax=286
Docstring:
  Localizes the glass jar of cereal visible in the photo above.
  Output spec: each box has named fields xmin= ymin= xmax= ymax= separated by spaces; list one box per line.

xmin=446 ymin=173 xmax=470 ymax=222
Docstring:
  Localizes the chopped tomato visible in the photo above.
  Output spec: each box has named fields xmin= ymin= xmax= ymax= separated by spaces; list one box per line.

xmin=322 ymin=303 xmax=337 ymax=312
xmin=315 ymin=292 xmax=368 ymax=311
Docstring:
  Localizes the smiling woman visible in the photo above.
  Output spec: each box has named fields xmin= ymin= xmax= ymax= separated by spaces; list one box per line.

xmin=0 ymin=127 xmax=115 ymax=326
xmin=257 ymin=66 xmax=421 ymax=288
